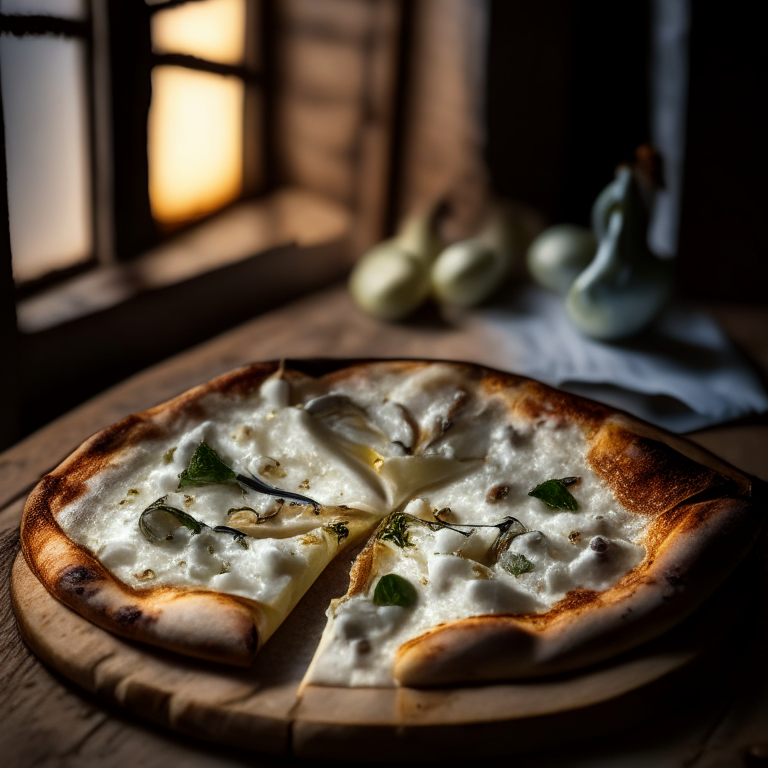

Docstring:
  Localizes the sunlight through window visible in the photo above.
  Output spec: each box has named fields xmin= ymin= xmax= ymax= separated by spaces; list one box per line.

xmin=151 ymin=0 xmax=246 ymax=66
xmin=148 ymin=66 xmax=244 ymax=227
xmin=0 ymin=35 xmax=92 ymax=282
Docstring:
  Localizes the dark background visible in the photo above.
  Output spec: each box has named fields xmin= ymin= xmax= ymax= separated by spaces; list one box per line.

xmin=485 ymin=0 xmax=766 ymax=301
xmin=1 ymin=0 xmax=766 ymax=451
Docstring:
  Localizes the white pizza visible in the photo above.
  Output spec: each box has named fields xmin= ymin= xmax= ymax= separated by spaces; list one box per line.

xmin=20 ymin=360 xmax=760 ymax=687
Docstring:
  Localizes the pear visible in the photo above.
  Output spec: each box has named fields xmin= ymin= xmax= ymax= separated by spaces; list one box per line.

xmin=430 ymin=205 xmax=526 ymax=307
xmin=349 ymin=210 xmax=442 ymax=321
xmin=526 ymin=224 xmax=597 ymax=295
xmin=566 ymin=167 xmax=673 ymax=340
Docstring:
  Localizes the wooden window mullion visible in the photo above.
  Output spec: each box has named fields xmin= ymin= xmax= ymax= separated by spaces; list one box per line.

xmin=242 ymin=0 xmax=262 ymax=197
xmin=108 ymin=0 xmax=156 ymax=259
xmin=259 ymin=0 xmax=278 ymax=195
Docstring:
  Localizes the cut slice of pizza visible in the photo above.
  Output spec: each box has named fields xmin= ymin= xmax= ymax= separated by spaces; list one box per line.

xmin=20 ymin=360 xmax=762 ymax=683
xmin=21 ymin=363 xmax=382 ymax=665
xmin=302 ymin=365 xmax=762 ymax=687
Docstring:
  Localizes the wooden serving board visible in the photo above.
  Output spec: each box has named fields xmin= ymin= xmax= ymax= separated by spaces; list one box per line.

xmin=11 ymin=544 xmax=731 ymax=762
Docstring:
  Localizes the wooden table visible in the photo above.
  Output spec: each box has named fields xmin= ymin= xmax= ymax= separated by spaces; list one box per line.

xmin=2 ymin=285 xmax=767 ymax=767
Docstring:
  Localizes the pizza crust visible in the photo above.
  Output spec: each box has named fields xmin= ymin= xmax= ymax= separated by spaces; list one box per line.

xmin=392 ymin=495 xmax=757 ymax=686
xmin=20 ymin=364 xmax=282 ymax=666
xmin=19 ymin=359 xmax=764 ymax=683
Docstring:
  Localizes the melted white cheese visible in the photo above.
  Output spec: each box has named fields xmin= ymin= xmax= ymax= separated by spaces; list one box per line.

xmin=302 ymin=369 xmax=647 ymax=686
xmin=58 ymin=363 xmax=647 ymax=679
xmin=58 ymin=375 xmax=387 ymax=640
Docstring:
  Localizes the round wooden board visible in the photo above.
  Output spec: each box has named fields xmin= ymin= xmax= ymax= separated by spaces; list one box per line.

xmin=12 ymin=550 xmax=716 ymax=761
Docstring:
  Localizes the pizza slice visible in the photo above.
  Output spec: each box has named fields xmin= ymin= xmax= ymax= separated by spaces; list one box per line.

xmin=19 ymin=360 xmax=761 ymax=685
xmin=302 ymin=365 xmax=761 ymax=687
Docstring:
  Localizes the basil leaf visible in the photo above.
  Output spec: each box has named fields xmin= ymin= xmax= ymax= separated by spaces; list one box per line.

xmin=373 ymin=574 xmax=417 ymax=607
xmin=528 ymin=478 xmax=579 ymax=511
xmin=178 ymin=441 xmax=237 ymax=488
xmin=501 ymin=552 xmax=534 ymax=577
xmin=139 ymin=496 xmax=205 ymax=542
xmin=324 ymin=521 xmax=350 ymax=545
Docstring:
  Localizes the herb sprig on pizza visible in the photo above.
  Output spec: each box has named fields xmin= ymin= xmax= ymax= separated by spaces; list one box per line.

xmin=20 ymin=360 xmax=762 ymax=686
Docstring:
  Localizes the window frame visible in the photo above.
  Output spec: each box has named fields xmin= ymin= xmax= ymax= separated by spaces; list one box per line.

xmin=110 ymin=0 xmax=267 ymax=260
xmin=0 ymin=7 xmax=101 ymax=296
xmin=1 ymin=0 xmax=406 ymax=448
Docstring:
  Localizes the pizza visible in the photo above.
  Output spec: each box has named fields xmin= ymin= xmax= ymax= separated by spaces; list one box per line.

xmin=19 ymin=360 xmax=762 ymax=688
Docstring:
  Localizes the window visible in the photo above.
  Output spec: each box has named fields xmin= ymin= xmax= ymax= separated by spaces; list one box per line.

xmin=148 ymin=0 xmax=264 ymax=232
xmin=0 ymin=0 xmax=94 ymax=285
xmin=0 ymin=0 xmax=265 ymax=284
xmin=1 ymin=0 xmax=402 ymax=443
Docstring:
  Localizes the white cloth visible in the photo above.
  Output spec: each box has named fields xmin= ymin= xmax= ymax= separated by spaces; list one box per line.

xmin=471 ymin=285 xmax=768 ymax=433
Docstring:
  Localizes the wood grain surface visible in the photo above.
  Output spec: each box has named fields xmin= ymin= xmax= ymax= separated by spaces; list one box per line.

xmin=2 ymin=284 xmax=768 ymax=766
xmin=7 ymin=548 xmax=716 ymax=760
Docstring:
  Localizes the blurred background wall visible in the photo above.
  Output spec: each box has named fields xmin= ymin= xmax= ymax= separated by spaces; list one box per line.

xmin=0 ymin=0 xmax=765 ymax=449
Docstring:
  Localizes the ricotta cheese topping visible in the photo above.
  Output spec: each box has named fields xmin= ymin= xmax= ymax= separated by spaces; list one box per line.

xmin=58 ymin=363 xmax=648 ymax=681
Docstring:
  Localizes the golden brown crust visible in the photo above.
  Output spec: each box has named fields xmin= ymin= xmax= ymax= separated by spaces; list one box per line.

xmin=391 ymin=401 xmax=763 ymax=686
xmin=395 ymin=493 xmax=761 ymax=686
xmin=587 ymin=420 xmax=731 ymax=516
xmin=20 ymin=362 xmax=283 ymax=666
xmin=20 ymin=358 xmax=765 ymax=682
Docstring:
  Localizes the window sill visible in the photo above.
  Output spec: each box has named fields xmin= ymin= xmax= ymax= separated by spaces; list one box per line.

xmin=18 ymin=186 xmax=352 ymax=333
xmin=15 ymin=186 xmax=354 ymax=433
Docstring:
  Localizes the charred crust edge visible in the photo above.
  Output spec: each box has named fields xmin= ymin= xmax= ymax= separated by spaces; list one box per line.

xmin=19 ymin=358 xmax=760 ymax=673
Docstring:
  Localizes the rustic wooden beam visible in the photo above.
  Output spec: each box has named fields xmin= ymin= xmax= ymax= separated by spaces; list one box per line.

xmin=350 ymin=0 xmax=404 ymax=253
xmin=107 ymin=0 xmax=156 ymax=259
xmin=260 ymin=0 xmax=278 ymax=194
xmin=242 ymin=0 xmax=263 ymax=196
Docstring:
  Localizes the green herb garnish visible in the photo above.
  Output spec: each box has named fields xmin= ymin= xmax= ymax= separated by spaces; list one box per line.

xmin=373 ymin=574 xmax=417 ymax=607
xmin=502 ymin=553 xmax=534 ymax=577
xmin=138 ymin=496 xmax=205 ymax=542
xmin=528 ymin=478 xmax=580 ymax=511
xmin=177 ymin=441 xmax=321 ymax=512
xmin=324 ymin=521 xmax=350 ymax=545
xmin=163 ymin=447 xmax=177 ymax=464
xmin=139 ymin=496 xmax=250 ymax=549
xmin=178 ymin=442 xmax=237 ymax=488
xmin=378 ymin=511 xmax=415 ymax=548
xmin=378 ymin=509 xmax=526 ymax=555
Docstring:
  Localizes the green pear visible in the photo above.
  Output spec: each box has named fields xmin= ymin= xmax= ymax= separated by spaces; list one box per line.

xmin=349 ymin=210 xmax=442 ymax=320
xmin=430 ymin=206 xmax=526 ymax=307
xmin=566 ymin=168 xmax=673 ymax=340
xmin=526 ymin=224 xmax=597 ymax=295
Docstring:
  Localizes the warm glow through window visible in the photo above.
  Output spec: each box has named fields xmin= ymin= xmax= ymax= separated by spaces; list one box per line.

xmin=151 ymin=0 xmax=246 ymax=66
xmin=0 ymin=34 xmax=92 ymax=282
xmin=148 ymin=66 xmax=244 ymax=227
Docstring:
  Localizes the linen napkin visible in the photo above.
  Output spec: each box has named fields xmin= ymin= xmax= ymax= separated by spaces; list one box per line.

xmin=470 ymin=285 xmax=768 ymax=433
